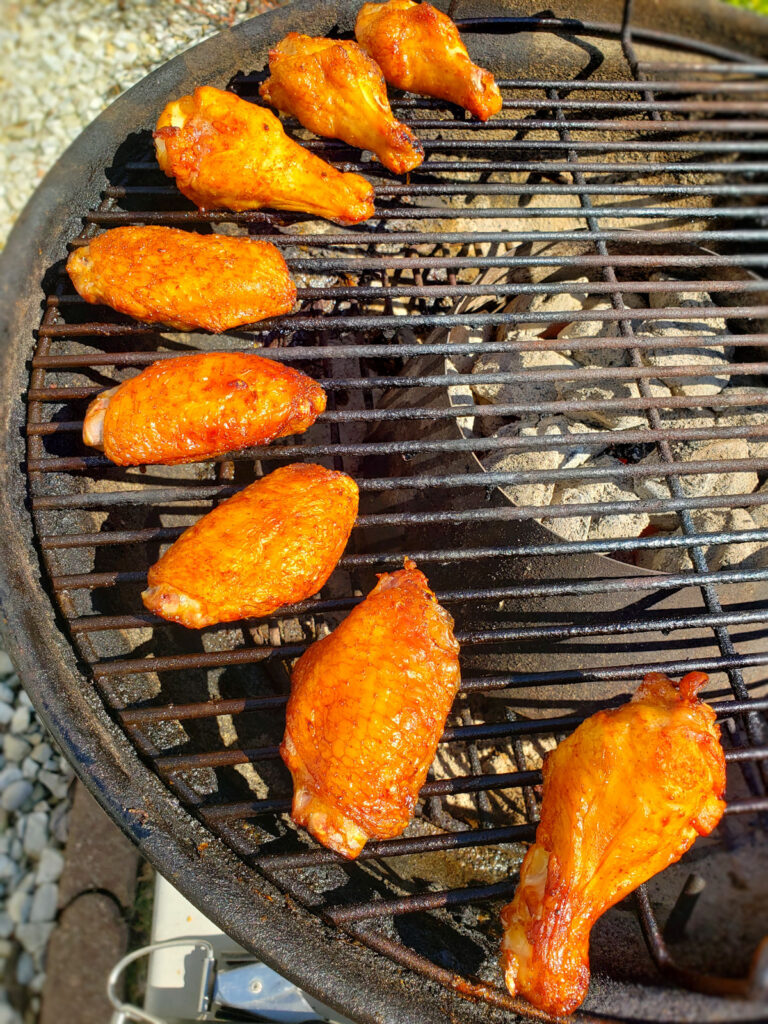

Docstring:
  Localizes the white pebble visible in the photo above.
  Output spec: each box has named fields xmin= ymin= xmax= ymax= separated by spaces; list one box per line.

xmin=0 ymin=856 xmax=16 ymax=882
xmin=15 ymin=951 xmax=34 ymax=987
xmin=7 ymin=889 xmax=31 ymax=925
xmin=0 ymin=1003 xmax=23 ymax=1024
xmin=0 ymin=767 xmax=22 ymax=792
xmin=0 ymin=684 xmax=13 ymax=705
xmin=29 ymin=883 xmax=58 ymax=924
xmin=21 ymin=757 xmax=37 ymax=780
xmin=0 ymin=913 xmax=13 ymax=939
xmin=1 ymin=780 xmax=33 ymax=812
xmin=9 ymin=706 xmax=30 ymax=736
xmin=3 ymin=735 xmax=31 ymax=764
xmin=29 ymin=973 xmax=46 ymax=995
xmin=0 ymin=939 xmax=12 ymax=960
xmin=22 ymin=813 xmax=48 ymax=859
xmin=30 ymin=743 xmax=51 ymax=765
xmin=37 ymin=771 xmax=68 ymax=801
xmin=0 ymin=706 xmax=13 ymax=728
xmin=35 ymin=849 xmax=63 ymax=885
xmin=9 ymin=840 xmax=21 ymax=861
xmin=0 ymin=653 xmax=14 ymax=678
xmin=16 ymin=921 xmax=54 ymax=957
xmin=17 ymin=692 xmax=32 ymax=710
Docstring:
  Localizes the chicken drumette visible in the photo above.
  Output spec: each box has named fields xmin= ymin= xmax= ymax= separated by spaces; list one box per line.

xmin=355 ymin=0 xmax=502 ymax=121
xmin=260 ymin=34 xmax=423 ymax=174
xmin=281 ymin=559 xmax=461 ymax=859
xmin=154 ymin=86 xmax=374 ymax=224
xmin=142 ymin=463 xmax=358 ymax=628
xmin=500 ymin=671 xmax=726 ymax=1017
xmin=83 ymin=352 xmax=325 ymax=466
xmin=67 ymin=226 xmax=296 ymax=332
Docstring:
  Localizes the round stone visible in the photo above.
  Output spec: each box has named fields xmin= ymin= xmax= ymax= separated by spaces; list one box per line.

xmin=7 ymin=889 xmax=31 ymax=925
xmin=15 ymin=951 xmax=34 ymax=987
xmin=3 ymin=735 xmax=31 ymax=764
xmin=29 ymin=883 xmax=58 ymax=924
xmin=9 ymin=706 xmax=30 ymax=736
xmin=35 ymin=849 xmax=63 ymax=886
xmin=1 ymin=780 xmax=33 ymax=813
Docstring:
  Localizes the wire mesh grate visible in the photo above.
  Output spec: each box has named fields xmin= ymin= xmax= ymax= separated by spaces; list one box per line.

xmin=22 ymin=6 xmax=768 ymax=1020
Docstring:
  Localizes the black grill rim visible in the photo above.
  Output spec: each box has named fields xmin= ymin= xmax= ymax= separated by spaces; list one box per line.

xmin=4 ymin=1 xmax=768 ymax=1022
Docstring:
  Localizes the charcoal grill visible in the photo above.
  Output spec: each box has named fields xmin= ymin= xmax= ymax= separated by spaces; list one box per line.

xmin=2 ymin=0 xmax=768 ymax=1020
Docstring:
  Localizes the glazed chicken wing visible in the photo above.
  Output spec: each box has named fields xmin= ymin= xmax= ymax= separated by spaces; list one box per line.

xmin=281 ymin=559 xmax=460 ymax=859
xmin=501 ymin=671 xmax=726 ymax=1017
xmin=142 ymin=463 xmax=358 ymax=628
xmin=154 ymin=86 xmax=374 ymax=224
xmin=355 ymin=0 xmax=502 ymax=121
xmin=260 ymin=34 xmax=423 ymax=175
xmin=83 ymin=352 xmax=325 ymax=466
xmin=66 ymin=226 xmax=295 ymax=333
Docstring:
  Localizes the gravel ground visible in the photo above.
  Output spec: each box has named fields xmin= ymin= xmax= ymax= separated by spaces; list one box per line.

xmin=0 ymin=0 xmax=279 ymax=248
xmin=0 ymin=2 xmax=278 ymax=1020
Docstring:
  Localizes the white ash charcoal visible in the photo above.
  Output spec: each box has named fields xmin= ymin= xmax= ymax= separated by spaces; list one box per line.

xmin=561 ymin=294 xmax=646 ymax=366
xmin=635 ymin=509 xmax=765 ymax=573
xmin=556 ymin=377 xmax=671 ymax=431
xmin=482 ymin=417 xmax=602 ymax=508
xmin=636 ymin=277 xmax=733 ymax=397
xmin=635 ymin=436 xmax=758 ymax=501
xmin=471 ymin=347 xmax=580 ymax=407
xmin=542 ymin=456 xmax=650 ymax=543
xmin=504 ymin=277 xmax=592 ymax=336
xmin=638 ymin=328 xmax=732 ymax=397
xmin=713 ymin=387 xmax=768 ymax=461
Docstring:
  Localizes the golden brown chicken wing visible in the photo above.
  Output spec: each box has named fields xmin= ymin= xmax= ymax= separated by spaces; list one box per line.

xmin=83 ymin=352 xmax=325 ymax=466
xmin=154 ymin=86 xmax=375 ymax=224
xmin=66 ymin=226 xmax=296 ymax=333
xmin=260 ymin=34 xmax=424 ymax=175
xmin=281 ymin=559 xmax=460 ymax=859
xmin=500 ymin=671 xmax=726 ymax=1017
xmin=355 ymin=0 xmax=502 ymax=121
xmin=142 ymin=463 xmax=358 ymax=628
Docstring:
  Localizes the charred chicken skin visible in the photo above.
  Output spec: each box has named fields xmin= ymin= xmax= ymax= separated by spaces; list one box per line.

xmin=154 ymin=86 xmax=375 ymax=224
xmin=500 ymin=671 xmax=726 ymax=1017
xmin=83 ymin=352 xmax=325 ymax=467
xmin=142 ymin=463 xmax=358 ymax=629
xmin=260 ymin=33 xmax=424 ymax=174
xmin=66 ymin=226 xmax=296 ymax=333
xmin=281 ymin=559 xmax=461 ymax=859
xmin=355 ymin=0 xmax=502 ymax=121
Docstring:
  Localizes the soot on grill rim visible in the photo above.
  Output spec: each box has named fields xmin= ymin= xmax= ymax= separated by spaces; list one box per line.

xmin=18 ymin=1 xmax=768 ymax=1020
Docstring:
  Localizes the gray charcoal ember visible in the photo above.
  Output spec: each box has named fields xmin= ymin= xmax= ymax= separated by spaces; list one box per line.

xmin=471 ymin=347 xmax=579 ymax=407
xmin=636 ymin=436 xmax=758 ymax=501
xmin=542 ymin=456 xmax=650 ymax=543
xmin=637 ymin=276 xmax=733 ymax=397
xmin=482 ymin=417 xmax=602 ymax=508
xmin=556 ymin=377 xmax=671 ymax=431
xmin=504 ymin=278 xmax=593 ymax=337
xmin=635 ymin=508 xmax=765 ymax=573
xmin=713 ymin=387 xmax=768 ymax=461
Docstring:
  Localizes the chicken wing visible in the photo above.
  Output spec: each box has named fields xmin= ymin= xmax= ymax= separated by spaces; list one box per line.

xmin=500 ymin=671 xmax=726 ymax=1017
xmin=281 ymin=559 xmax=460 ymax=859
xmin=66 ymin=226 xmax=296 ymax=333
xmin=83 ymin=352 xmax=325 ymax=466
xmin=154 ymin=86 xmax=375 ymax=224
xmin=355 ymin=0 xmax=502 ymax=121
xmin=142 ymin=463 xmax=358 ymax=628
xmin=260 ymin=34 xmax=424 ymax=175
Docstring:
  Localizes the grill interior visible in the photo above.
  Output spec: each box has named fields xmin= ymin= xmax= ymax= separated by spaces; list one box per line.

xmin=20 ymin=2 xmax=768 ymax=1021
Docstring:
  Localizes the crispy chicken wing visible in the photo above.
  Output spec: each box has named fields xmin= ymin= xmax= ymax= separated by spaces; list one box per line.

xmin=260 ymin=34 xmax=423 ymax=175
xmin=66 ymin=226 xmax=295 ymax=333
xmin=355 ymin=0 xmax=502 ymax=121
xmin=154 ymin=86 xmax=374 ymax=224
xmin=500 ymin=671 xmax=726 ymax=1017
xmin=83 ymin=352 xmax=325 ymax=466
xmin=281 ymin=559 xmax=460 ymax=859
xmin=142 ymin=463 xmax=358 ymax=628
